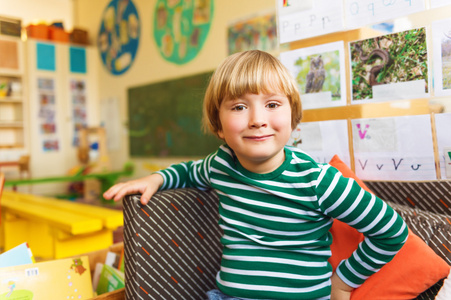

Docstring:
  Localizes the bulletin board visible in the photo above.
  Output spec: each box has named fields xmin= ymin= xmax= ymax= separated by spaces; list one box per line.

xmin=128 ymin=71 xmax=222 ymax=157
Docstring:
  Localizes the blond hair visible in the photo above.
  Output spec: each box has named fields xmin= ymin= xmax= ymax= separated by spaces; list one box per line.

xmin=202 ymin=50 xmax=302 ymax=138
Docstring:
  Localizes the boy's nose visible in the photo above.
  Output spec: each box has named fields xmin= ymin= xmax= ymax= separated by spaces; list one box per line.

xmin=249 ymin=111 xmax=267 ymax=128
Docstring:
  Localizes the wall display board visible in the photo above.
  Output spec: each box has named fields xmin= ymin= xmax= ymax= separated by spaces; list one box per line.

xmin=227 ymin=10 xmax=279 ymax=55
xmin=277 ymin=0 xmax=344 ymax=44
xmin=351 ymin=115 xmax=436 ymax=181
xmin=280 ymin=41 xmax=346 ymax=110
xmin=128 ymin=72 xmax=222 ymax=157
xmin=349 ymin=27 xmax=429 ymax=103
xmin=287 ymin=119 xmax=351 ymax=167
xmin=344 ymin=0 xmax=425 ymax=30
xmin=98 ymin=0 xmax=140 ymax=75
xmin=154 ymin=0 xmax=213 ymax=65
xmin=432 ymin=18 xmax=451 ymax=97
xmin=434 ymin=113 xmax=451 ymax=179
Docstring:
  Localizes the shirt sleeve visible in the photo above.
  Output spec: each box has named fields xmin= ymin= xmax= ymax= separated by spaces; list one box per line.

xmin=155 ymin=151 xmax=215 ymax=191
xmin=315 ymin=163 xmax=409 ymax=288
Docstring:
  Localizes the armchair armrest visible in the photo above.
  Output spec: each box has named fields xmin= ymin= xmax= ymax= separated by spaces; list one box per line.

xmin=123 ymin=188 xmax=222 ymax=299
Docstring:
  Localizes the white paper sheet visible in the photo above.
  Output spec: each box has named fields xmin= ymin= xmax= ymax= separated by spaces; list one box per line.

xmin=434 ymin=113 xmax=451 ymax=179
xmin=287 ymin=119 xmax=351 ymax=166
xmin=280 ymin=41 xmax=347 ymax=109
xmin=352 ymin=115 xmax=436 ymax=180
xmin=344 ymin=0 xmax=426 ymax=29
xmin=430 ymin=0 xmax=451 ymax=9
xmin=277 ymin=0 xmax=345 ymax=44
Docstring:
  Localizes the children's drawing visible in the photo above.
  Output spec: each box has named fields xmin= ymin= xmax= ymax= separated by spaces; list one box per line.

xmin=280 ymin=41 xmax=346 ymax=110
xmin=287 ymin=119 xmax=350 ymax=166
xmin=432 ymin=18 xmax=451 ymax=96
xmin=350 ymin=27 xmax=429 ymax=102
xmin=351 ymin=115 xmax=436 ymax=181
xmin=434 ymin=113 xmax=451 ymax=179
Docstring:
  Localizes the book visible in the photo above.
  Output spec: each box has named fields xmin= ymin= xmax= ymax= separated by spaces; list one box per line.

xmin=0 ymin=242 xmax=35 ymax=268
xmin=96 ymin=263 xmax=125 ymax=295
xmin=0 ymin=256 xmax=93 ymax=299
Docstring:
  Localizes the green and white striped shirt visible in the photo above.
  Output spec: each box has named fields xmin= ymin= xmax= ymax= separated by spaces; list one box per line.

xmin=157 ymin=145 xmax=408 ymax=300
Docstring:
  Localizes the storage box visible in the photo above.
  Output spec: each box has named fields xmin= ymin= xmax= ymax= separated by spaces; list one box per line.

xmin=49 ymin=26 xmax=69 ymax=43
xmin=70 ymin=28 xmax=89 ymax=45
xmin=0 ymin=15 xmax=22 ymax=38
xmin=79 ymin=242 xmax=125 ymax=300
xmin=26 ymin=24 xmax=49 ymax=40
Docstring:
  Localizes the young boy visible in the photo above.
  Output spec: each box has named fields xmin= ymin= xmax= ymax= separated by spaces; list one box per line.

xmin=104 ymin=50 xmax=408 ymax=300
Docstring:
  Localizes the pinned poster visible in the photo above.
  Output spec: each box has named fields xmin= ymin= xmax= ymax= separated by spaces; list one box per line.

xmin=351 ymin=115 xmax=436 ymax=181
xmin=344 ymin=0 xmax=426 ymax=29
xmin=349 ymin=27 xmax=429 ymax=103
xmin=277 ymin=0 xmax=344 ymax=44
xmin=434 ymin=113 xmax=451 ymax=179
xmin=287 ymin=119 xmax=350 ymax=166
xmin=37 ymin=77 xmax=60 ymax=152
xmin=280 ymin=41 xmax=347 ymax=110
xmin=431 ymin=18 xmax=451 ymax=96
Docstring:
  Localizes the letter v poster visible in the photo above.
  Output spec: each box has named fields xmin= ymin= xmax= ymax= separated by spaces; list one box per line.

xmin=351 ymin=115 xmax=436 ymax=180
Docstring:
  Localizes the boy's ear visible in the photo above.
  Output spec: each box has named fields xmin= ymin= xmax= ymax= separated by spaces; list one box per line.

xmin=217 ymin=130 xmax=224 ymax=140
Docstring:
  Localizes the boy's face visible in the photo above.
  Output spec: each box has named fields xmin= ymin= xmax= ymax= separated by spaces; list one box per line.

xmin=218 ymin=92 xmax=292 ymax=174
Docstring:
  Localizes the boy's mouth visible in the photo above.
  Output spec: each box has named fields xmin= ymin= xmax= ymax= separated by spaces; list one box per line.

xmin=244 ymin=135 xmax=273 ymax=141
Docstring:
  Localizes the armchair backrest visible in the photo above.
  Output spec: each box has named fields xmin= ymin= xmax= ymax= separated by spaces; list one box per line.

xmin=123 ymin=188 xmax=222 ymax=299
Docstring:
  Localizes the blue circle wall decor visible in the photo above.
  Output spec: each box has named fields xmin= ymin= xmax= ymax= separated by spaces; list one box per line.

xmin=98 ymin=0 xmax=140 ymax=75
xmin=153 ymin=0 xmax=214 ymax=65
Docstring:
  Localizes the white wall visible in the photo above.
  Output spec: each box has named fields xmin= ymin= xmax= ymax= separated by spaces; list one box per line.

xmin=0 ymin=0 xmax=73 ymax=30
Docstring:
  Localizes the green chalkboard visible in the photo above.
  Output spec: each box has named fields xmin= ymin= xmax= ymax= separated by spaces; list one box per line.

xmin=128 ymin=71 xmax=222 ymax=157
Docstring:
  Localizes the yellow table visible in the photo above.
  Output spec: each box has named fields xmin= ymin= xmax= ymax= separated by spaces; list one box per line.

xmin=0 ymin=190 xmax=123 ymax=259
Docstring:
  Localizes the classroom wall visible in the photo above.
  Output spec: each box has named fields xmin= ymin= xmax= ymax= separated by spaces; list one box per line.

xmin=72 ymin=0 xmax=277 ymax=178
xmin=0 ymin=0 xmax=73 ymax=30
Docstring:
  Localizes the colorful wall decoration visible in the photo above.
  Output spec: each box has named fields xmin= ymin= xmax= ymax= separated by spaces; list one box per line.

xmin=153 ymin=0 xmax=214 ymax=65
xmin=227 ymin=11 xmax=279 ymax=55
xmin=98 ymin=0 xmax=140 ymax=75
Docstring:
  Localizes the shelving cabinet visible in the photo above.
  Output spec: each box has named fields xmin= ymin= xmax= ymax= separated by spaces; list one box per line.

xmin=0 ymin=35 xmax=27 ymax=151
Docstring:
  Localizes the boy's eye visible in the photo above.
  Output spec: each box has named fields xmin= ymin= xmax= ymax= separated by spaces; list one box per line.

xmin=232 ymin=105 xmax=246 ymax=111
xmin=267 ymin=103 xmax=279 ymax=109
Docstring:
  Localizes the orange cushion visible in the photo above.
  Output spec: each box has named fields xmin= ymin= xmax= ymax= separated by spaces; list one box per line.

xmin=328 ymin=155 xmax=450 ymax=299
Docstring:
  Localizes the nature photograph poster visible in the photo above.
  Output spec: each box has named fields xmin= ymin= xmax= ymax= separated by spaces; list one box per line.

xmin=280 ymin=41 xmax=346 ymax=110
xmin=349 ymin=27 xmax=429 ymax=103
xmin=432 ymin=18 xmax=451 ymax=96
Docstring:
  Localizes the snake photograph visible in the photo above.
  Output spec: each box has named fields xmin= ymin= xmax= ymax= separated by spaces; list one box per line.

xmin=350 ymin=27 xmax=428 ymax=101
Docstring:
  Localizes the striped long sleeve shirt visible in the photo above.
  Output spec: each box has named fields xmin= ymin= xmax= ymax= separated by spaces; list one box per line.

xmin=157 ymin=145 xmax=408 ymax=300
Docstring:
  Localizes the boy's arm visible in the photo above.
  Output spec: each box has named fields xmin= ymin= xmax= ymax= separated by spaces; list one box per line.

xmin=316 ymin=164 xmax=409 ymax=289
xmin=104 ymin=152 xmax=215 ymax=205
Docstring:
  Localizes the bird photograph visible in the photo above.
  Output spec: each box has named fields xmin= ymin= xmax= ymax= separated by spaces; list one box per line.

xmin=293 ymin=50 xmax=342 ymax=100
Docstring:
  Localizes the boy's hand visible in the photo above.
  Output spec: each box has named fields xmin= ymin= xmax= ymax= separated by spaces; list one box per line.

xmin=103 ymin=173 xmax=164 ymax=205
xmin=330 ymin=272 xmax=353 ymax=300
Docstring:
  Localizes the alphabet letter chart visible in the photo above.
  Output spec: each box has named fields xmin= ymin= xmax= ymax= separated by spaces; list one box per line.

xmin=344 ymin=0 xmax=426 ymax=30
xmin=351 ymin=114 xmax=436 ymax=181
xmin=288 ymin=119 xmax=351 ymax=167
xmin=277 ymin=0 xmax=345 ymax=44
